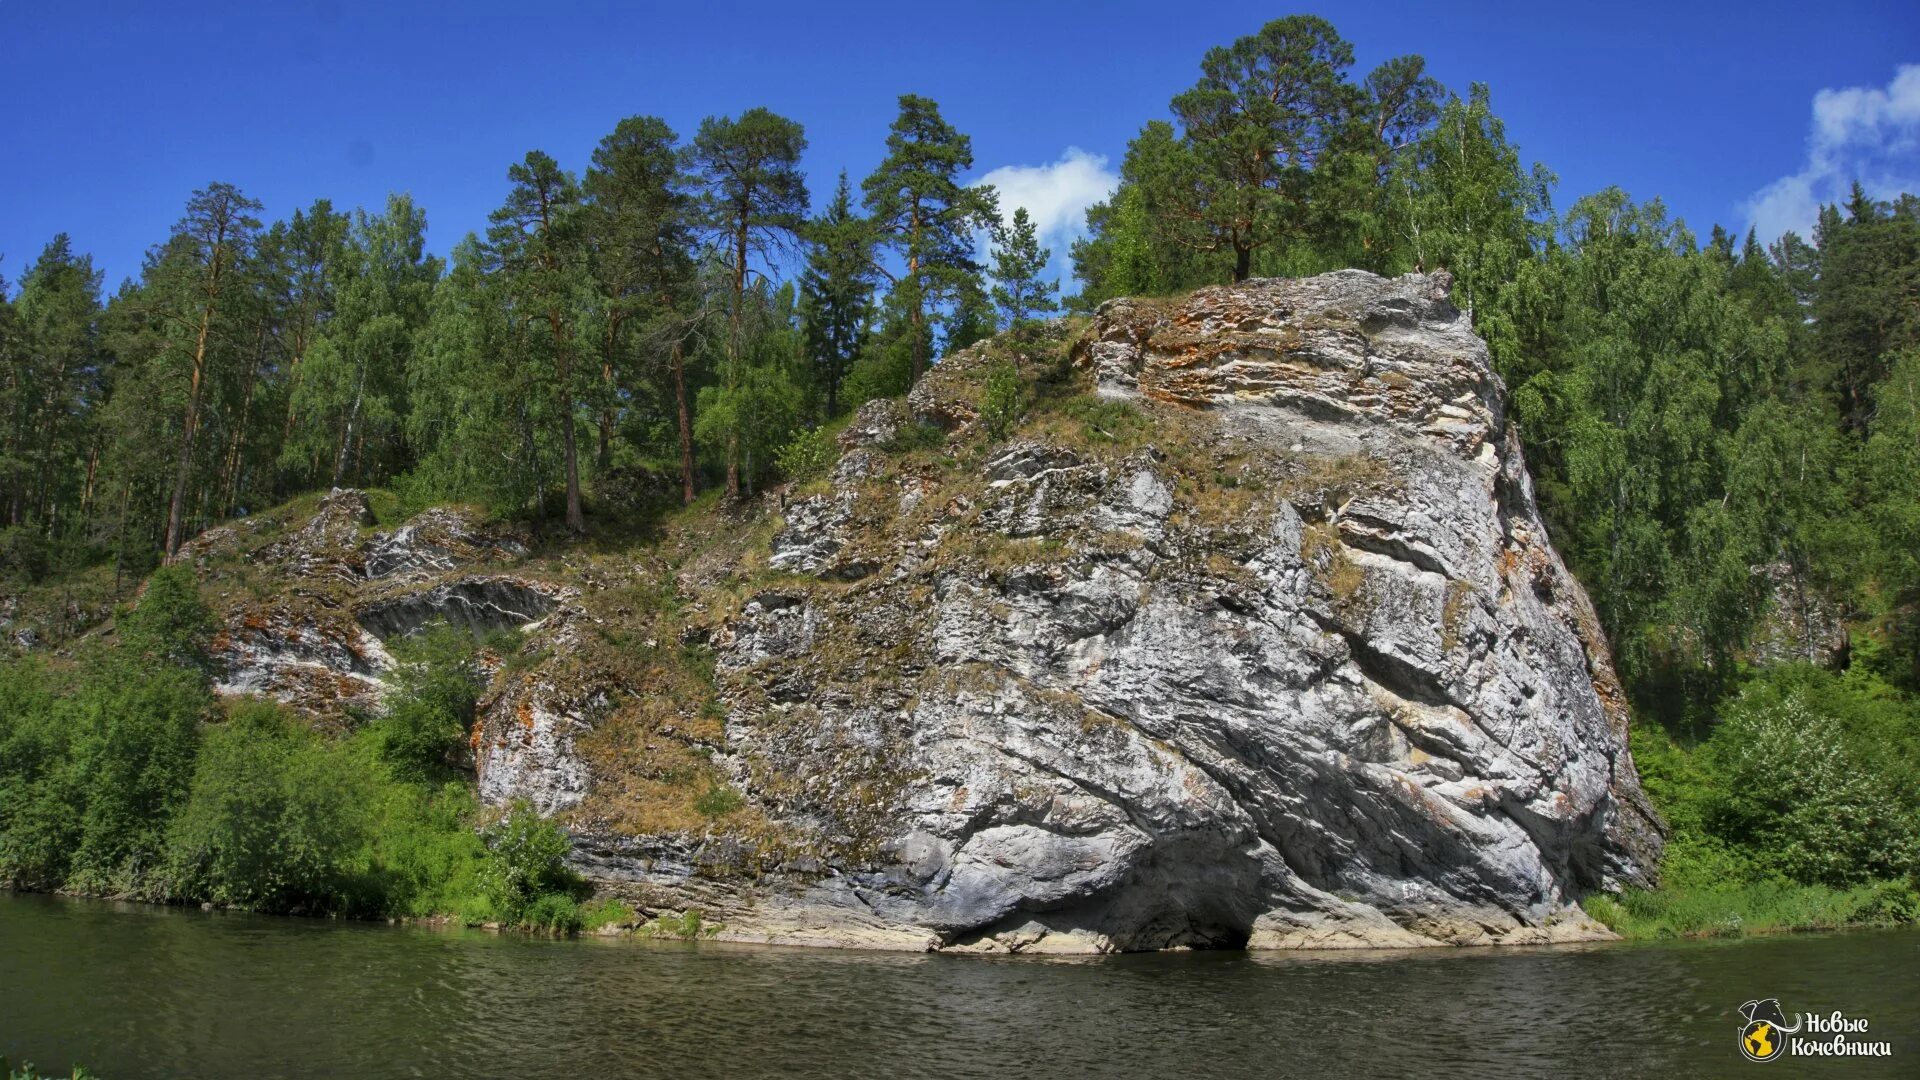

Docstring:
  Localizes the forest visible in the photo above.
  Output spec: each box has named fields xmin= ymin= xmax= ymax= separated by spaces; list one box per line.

xmin=2 ymin=15 xmax=1918 ymax=933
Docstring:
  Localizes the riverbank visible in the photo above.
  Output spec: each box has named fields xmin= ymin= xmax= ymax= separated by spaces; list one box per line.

xmin=1585 ymin=878 xmax=1919 ymax=939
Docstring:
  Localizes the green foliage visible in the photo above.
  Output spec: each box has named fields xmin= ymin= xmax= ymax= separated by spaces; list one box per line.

xmin=373 ymin=622 xmax=482 ymax=781
xmin=638 ymin=908 xmax=718 ymax=940
xmin=476 ymin=801 xmax=584 ymax=924
xmin=163 ymin=701 xmax=375 ymax=913
xmin=1700 ymin=679 xmax=1920 ymax=887
xmin=1074 ymin=16 xmax=1441 ymax=288
xmin=1618 ymin=664 xmax=1920 ymax=935
xmin=118 ymin=565 xmax=219 ymax=674
xmin=980 ymin=362 xmax=1025 ymax=441
xmin=840 ymin=320 xmax=917 ymax=406
xmin=0 ymin=640 xmax=210 ymax=894
xmin=799 ymin=172 xmax=875 ymax=418
xmin=862 ymin=94 xmax=999 ymax=383
xmin=692 ymin=783 xmax=744 ymax=818
xmin=0 ymin=660 xmax=82 ymax=888
xmin=0 ymin=525 xmax=52 ymax=583
xmin=578 ymin=896 xmax=636 ymax=931
xmin=1587 ymin=878 xmax=1920 ymax=939
xmin=989 ymin=207 xmax=1058 ymax=325
xmin=1493 ymin=191 xmax=1799 ymax=691
xmin=0 ymin=565 xmax=587 ymax=930
xmin=1058 ymin=395 xmax=1147 ymax=446
xmin=774 ymin=425 xmax=838 ymax=483
xmin=1388 ymin=82 xmax=1553 ymax=322
xmin=881 ymin=419 xmax=946 ymax=454
xmin=693 ymin=313 xmax=806 ymax=495
xmin=63 ymin=663 xmax=209 ymax=893
xmin=279 ymin=196 xmax=440 ymax=490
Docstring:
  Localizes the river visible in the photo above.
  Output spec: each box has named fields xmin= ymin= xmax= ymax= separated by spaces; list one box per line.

xmin=2 ymin=893 xmax=1914 ymax=1078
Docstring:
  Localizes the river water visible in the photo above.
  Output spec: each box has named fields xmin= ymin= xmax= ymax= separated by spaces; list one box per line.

xmin=2 ymin=893 xmax=1914 ymax=1078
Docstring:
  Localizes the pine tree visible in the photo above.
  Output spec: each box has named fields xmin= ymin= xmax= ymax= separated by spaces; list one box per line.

xmin=861 ymin=95 xmax=999 ymax=384
xmin=486 ymin=152 xmax=589 ymax=531
xmin=161 ymin=183 xmax=261 ymax=558
xmin=1167 ymin=16 xmax=1359 ymax=281
xmin=9 ymin=235 xmax=105 ymax=534
xmin=989 ymin=206 xmax=1058 ymax=326
xmin=798 ymin=172 xmax=875 ymax=419
xmin=583 ymin=115 xmax=696 ymax=477
xmin=688 ymin=108 xmax=809 ymax=496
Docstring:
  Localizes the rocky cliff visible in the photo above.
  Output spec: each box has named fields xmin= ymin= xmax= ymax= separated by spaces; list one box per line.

xmin=181 ymin=270 xmax=1662 ymax=952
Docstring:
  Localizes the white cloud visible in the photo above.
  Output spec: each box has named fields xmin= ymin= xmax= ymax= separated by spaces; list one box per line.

xmin=974 ymin=148 xmax=1119 ymax=279
xmin=1744 ymin=65 xmax=1920 ymax=242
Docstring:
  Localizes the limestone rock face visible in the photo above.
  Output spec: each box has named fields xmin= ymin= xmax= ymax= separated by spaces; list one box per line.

xmin=177 ymin=272 xmax=1663 ymax=954
xmin=180 ymin=496 xmax=572 ymax=732
xmin=660 ymin=271 xmax=1661 ymax=951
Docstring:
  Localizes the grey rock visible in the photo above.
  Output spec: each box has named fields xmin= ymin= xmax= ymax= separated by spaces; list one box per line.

xmin=663 ymin=271 xmax=1662 ymax=952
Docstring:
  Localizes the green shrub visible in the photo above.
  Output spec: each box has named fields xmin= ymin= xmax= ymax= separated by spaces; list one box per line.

xmin=520 ymin=891 xmax=583 ymax=933
xmin=162 ymin=701 xmax=375 ymax=914
xmin=373 ymin=622 xmax=482 ymax=781
xmin=476 ymin=801 xmax=582 ymax=924
xmin=0 ymin=661 xmax=81 ymax=888
xmin=357 ymin=778 xmax=489 ymax=918
xmin=638 ymin=908 xmax=717 ymax=940
xmin=775 ymin=426 xmax=839 ymax=483
xmin=1059 ymin=394 xmax=1146 ymax=445
xmin=578 ymin=896 xmax=635 ymax=931
xmin=841 ymin=337 xmax=914 ymax=406
xmin=693 ymin=783 xmax=743 ymax=818
xmin=64 ymin=663 xmax=208 ymax=894
xmin=0 ymin=525 xmax=51 ymax=583
xmin=117 ymin=565 xmax=219 ymax=675
xmin=881 ymin=420 xmax=946 ymax=453
xmin=979 ymin=360 xmax=1025 ymax=441
xmin=1701 ymin=691 xmax=1920 ymax=886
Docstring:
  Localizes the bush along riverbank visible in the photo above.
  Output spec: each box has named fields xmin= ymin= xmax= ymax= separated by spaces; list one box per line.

xmin=0 ymin=567 xmax=632 ymax=935
xmin=1585 ymin=664 xmax=1920 ymax=939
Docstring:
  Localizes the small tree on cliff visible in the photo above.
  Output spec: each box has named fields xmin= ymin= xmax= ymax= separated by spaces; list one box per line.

xmin=862 ymin=95 xmax=999 ymax=384
xmin=990 ymin=206 xmax=1058 ymax=327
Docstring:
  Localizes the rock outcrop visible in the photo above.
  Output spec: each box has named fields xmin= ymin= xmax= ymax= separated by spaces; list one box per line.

xmin=181 ymin=271 xmax=1663 ymax=953
xmin=586 ymin=271 xmax=1659 ymax=951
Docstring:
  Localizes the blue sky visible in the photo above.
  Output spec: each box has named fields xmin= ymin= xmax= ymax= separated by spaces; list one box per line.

xmin=2 ymin=1 xmax=1917 ymax=292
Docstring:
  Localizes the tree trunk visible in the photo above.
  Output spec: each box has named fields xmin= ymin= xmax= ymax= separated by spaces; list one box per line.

xmin=910 ymin=303 xmax=924 ymax=384
xmin=725 ymin=216 xmax=749 ymax=499
xmin=222 ymin=325 xmax=266 ymax=516
xmin=79 ymin=439 xmax=99 ymax=523
xmin=331 ymin=359 xmax=365 ymax=489
xmin=31 ymin=356 xmax=71 ymax=524
xmin=673 ymin=338 xmax=695 ymax=505
xmin=164 ymin=297 xmax=218 ymax=559
xmin=598 ymin=315 xmax=619 ymax=470
xmin=908 ymin=205 xmax=925 ymax=384
xmin=551 ymin=311 xmax=584 ymax=532
xmin=1233 ymin=242 xmax=1252 ymax=283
